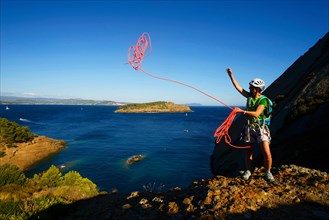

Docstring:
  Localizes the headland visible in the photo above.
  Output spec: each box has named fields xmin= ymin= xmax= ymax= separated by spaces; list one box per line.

xmin=0 ymin=136 xmax=66 ymax=171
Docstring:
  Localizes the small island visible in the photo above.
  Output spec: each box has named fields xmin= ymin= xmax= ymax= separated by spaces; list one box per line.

xmin=115 ymin=101 xmax=193 ymax=113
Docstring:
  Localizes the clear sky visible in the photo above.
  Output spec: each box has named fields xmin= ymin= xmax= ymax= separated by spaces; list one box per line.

xmin=1 ymin=0 xmax=328 ymax=106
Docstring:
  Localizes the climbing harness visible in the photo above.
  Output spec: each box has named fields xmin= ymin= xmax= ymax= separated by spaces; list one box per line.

xmin=247 ymin=95 xmax=273 ymax=126
xmin=127 ymin=32 xmax=253 ymax=149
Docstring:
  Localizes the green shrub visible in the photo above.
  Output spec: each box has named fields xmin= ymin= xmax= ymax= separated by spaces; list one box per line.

xmin=289 ymin=95 xmax=328 ymax=121
xmin=0 ymin=165 xmax=101 ymax=219
xmin=32 ymin=165 xmax=63 ymax=189
xmin=0 ymin=200 xmax=24 ymax=217
xmin=53 ymin=171 xmax=99 ymax=200
xmin=0 ymin=118 xmax=37 ymax=145
xmin=23 ymin=196 xmax=60 ymax=215
xmin=0 ymin=164 xmax=26 ymax=186
xmin=0 ymin=184 xmax=31 ymax=201
xmin=273 ymin=94 xmax=285 ymax=108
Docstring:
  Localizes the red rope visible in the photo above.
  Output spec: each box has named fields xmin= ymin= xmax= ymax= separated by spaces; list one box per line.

xmin=127 ymin=32 xmax=152 ymax=70
xmin=127 ymin=32 xmax=233 ymax=110
xmin=127 ymin=32 xmax=249 ymax=149
xmin=213 ymin=108 xmax=251 ymax=149
xmin=138 ymin=68 xmax=234 ymax=110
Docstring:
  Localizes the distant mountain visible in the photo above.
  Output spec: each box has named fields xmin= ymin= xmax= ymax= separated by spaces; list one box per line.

xmin=0 ymin=96 xmax=203 ymax=107
xmin=0 ymin=96 xmax=126 ymax=106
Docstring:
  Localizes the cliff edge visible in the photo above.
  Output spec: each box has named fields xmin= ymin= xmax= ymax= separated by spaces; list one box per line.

xmin=31 ymin=164 xmax=329 ymax=219
xmin=0 ymin=136 xmax=66 ymax=171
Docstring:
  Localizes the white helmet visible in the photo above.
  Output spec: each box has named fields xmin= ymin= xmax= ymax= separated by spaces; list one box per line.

xmin=249 ymin=78 xmax=265 ymax=91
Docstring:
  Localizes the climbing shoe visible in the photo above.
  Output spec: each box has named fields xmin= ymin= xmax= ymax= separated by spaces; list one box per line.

xmin=266 ymin=171 xmax=275 ymax=182
xmin=242 ymin=170 xmax=251 ymax=180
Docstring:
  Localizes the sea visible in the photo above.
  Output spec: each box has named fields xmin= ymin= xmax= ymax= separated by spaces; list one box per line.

xmin=0 ymin=104 xmax=231 ymax=193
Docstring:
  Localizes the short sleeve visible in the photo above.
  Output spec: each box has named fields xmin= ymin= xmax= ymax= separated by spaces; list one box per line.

xmin=259 ymin=98 xmax=267 ymax=106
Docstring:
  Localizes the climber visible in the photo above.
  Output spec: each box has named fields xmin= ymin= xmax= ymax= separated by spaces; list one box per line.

xmin=226 ymin=68 xmax=274 ymax=182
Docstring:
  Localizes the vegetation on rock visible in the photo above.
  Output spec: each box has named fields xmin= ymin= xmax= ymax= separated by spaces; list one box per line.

xmin=25 ymin=165 xmax=329 ymax=220
xmin=0 ymin=118 xmax=37 ymax=149
xmin=289 ymin=93 xmax=328 ymax=121
xmin=0 ymin=118 xmax=66 ymax=170
xmin=0 ymin=118 xmax=99 ymax=219
xmin=0 ymin=164 xmax=26 ymax=186
xmin=0 ymin=164 xmax=102 ymax=219
xmin=115 ymin=101 xmax=192 ymax=113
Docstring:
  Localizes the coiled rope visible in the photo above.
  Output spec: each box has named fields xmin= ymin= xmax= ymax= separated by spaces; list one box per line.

xmin=127 ymin=32 xmax=250 ymax=149
xmin=213 ymin=108 xmax=251 ymax=148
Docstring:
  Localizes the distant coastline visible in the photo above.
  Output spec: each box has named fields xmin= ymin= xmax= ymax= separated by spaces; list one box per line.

xmin=0 ymin=96 xmax=125 ymax=106
xmin=1 ymin=96 xmax=202 ymax=107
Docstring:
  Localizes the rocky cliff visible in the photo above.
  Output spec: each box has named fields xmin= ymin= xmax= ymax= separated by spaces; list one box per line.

xmin=0 ymin=136 xmax=66 ymax=171
xmin=211 ymin=32 xmax=329 ymax=176
xmin=31 ymin=164 xmax=329 ymax=219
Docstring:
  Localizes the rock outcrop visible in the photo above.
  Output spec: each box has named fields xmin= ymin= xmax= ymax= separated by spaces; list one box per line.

xmin=125 ymin=154 xmax=145 ymax=166
xmin=32 ymin=165 xmax=329 ymax=219
xmin=211 ymin=32 xmax=329 ymax=176
xmin=0 ymin=136 xmax=66 ymax=171
xmin=115 ymin=101 xmax=192 ymax=113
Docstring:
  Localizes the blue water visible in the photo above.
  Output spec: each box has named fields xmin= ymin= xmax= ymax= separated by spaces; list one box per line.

xmin=0 ymin=104 xmax=231 ymax=192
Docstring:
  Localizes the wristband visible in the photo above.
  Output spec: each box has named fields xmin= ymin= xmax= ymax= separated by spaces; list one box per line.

xmin=244 ymin=110 xmax=246 ymax=114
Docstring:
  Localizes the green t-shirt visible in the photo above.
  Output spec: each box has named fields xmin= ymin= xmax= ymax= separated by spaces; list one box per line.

xmin=247 ymin=96 xmax=268 ymax=122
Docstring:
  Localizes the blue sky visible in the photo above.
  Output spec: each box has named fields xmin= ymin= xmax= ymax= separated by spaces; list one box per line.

xmin=1 ymin=0 xmax=328 ymax=106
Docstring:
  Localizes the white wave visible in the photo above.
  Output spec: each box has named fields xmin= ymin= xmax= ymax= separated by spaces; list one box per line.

xmin=19 ymin=118 xmax=32 ymax=123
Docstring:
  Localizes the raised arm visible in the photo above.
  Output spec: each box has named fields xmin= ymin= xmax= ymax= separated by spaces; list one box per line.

xmin=226 ymin=68 xmax=249 ymax=98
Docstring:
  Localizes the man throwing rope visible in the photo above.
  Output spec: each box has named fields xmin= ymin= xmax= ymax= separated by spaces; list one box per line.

xmin=226 ymin=68 xmax=274 ymax=182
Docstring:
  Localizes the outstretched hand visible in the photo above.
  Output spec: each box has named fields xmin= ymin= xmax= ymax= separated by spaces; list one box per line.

xmin=226 ymin=68 xmax=233 ymax=75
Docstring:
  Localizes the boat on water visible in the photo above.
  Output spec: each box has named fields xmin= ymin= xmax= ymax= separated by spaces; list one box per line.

xmin=6 ymin=106 xmax=10 ymax=110
xmin=19 ymin=118 xmax=31 ymax=123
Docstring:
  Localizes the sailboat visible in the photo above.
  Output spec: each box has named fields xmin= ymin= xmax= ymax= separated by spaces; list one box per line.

xmin=6 ymin=106 xmax=10 ymax=110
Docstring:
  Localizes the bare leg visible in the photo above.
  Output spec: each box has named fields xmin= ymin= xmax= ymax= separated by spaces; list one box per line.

xmin=260 ymin=141 xmax=272 ymax=172
xmin=245 ymin=146 xmax=253 ymax=171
